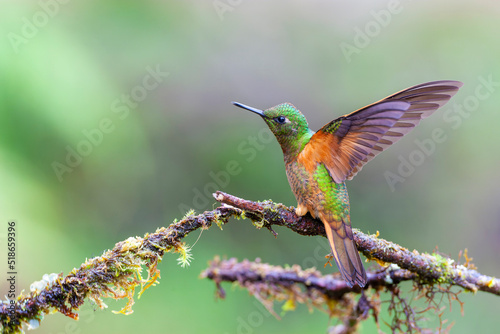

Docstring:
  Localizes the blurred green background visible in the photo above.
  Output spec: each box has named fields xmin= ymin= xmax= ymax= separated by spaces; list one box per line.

xmin=1 ymin=0 xmax=499 ymax=333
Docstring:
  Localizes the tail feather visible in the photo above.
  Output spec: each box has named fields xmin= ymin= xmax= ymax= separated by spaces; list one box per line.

xmin=323 ymin=219 xmax=367 ymax=288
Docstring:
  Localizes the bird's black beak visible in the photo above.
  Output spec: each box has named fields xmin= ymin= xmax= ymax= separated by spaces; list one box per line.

xmin=232 ymin=101 xmax=266 ymax=118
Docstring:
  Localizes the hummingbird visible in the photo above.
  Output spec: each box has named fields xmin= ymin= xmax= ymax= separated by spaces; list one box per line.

xmin=233 ymin=80 xmax=462 ymax=288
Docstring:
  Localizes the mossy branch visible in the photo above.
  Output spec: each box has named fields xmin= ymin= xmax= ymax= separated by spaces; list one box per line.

xmin=201 ymin=257 xmax=417 ymax=297
xmin=213 ymin=191 xmax=499 ymax=295
xmin=200 ymin=257 xmax=458 ymax=333
xmin=1 ymin=191 xmax=498 ymax=333
xmin=0 ymin=207 xmax=234 ymax=333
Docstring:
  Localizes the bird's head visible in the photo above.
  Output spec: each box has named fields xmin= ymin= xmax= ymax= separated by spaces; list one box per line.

xmin=233 ymin=102 xmax=313 ymax=158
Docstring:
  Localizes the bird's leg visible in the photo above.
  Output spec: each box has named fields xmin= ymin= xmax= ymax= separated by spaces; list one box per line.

xmin=295 ymin=204 xmax=308 ymax=216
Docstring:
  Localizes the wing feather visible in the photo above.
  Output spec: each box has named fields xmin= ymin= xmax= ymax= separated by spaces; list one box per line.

xmin=300 ymin=81 xmax=462 ymax=183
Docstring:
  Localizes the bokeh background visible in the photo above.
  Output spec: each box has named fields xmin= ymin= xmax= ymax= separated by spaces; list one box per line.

xmin=1 ymin=0 xmax=499 ymax=333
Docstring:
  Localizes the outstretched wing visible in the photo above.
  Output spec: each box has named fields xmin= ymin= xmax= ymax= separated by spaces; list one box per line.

xmin=299 ymin=81 xmax=462 ymax=183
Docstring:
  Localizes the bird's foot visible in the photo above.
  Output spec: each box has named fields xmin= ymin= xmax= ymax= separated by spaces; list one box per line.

xmin=324 ymin=254 xmax=334 ymax=268
xmin=295 ymin=204 xmax=308 ymax=217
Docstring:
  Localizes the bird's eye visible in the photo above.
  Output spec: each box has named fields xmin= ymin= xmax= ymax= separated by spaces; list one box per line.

xmin=276 ymin=116 xmax=287 ymax=124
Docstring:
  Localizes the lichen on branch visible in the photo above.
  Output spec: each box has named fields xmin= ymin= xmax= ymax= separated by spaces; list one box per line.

xmin=0 ymin=191 xmax=498 ymax=333
xmin=201 ymin=257 xmax=460 ymax=333
xmin=212 ymin=191 xmax=499 ymax=296
xmin=0 ymin=207 xmax=233 ymax=333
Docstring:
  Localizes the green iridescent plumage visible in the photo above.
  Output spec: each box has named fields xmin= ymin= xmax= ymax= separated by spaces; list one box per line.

xmin=233 ymin=80 xmax=463 ymax=288
xmin=247 ymin=103 xmax=314 ymax=160
xmin=323 ymin=119 xmax=343 ymax=134
xmin=313 ymin=164 xmax=349 ymax=222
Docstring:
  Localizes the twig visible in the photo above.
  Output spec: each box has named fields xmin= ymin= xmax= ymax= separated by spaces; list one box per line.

xmin=0 ymin=207 xmax=236 ymax=333
xmin=213 ymin=191 xmax=499 ymax=295
xmin=0 ymin=191 xmax=498 ymax=333
xmin=201 ymin=257 xmax=422 ymax=333
xmin=201 ymin=257 xmax=416 ymax=296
